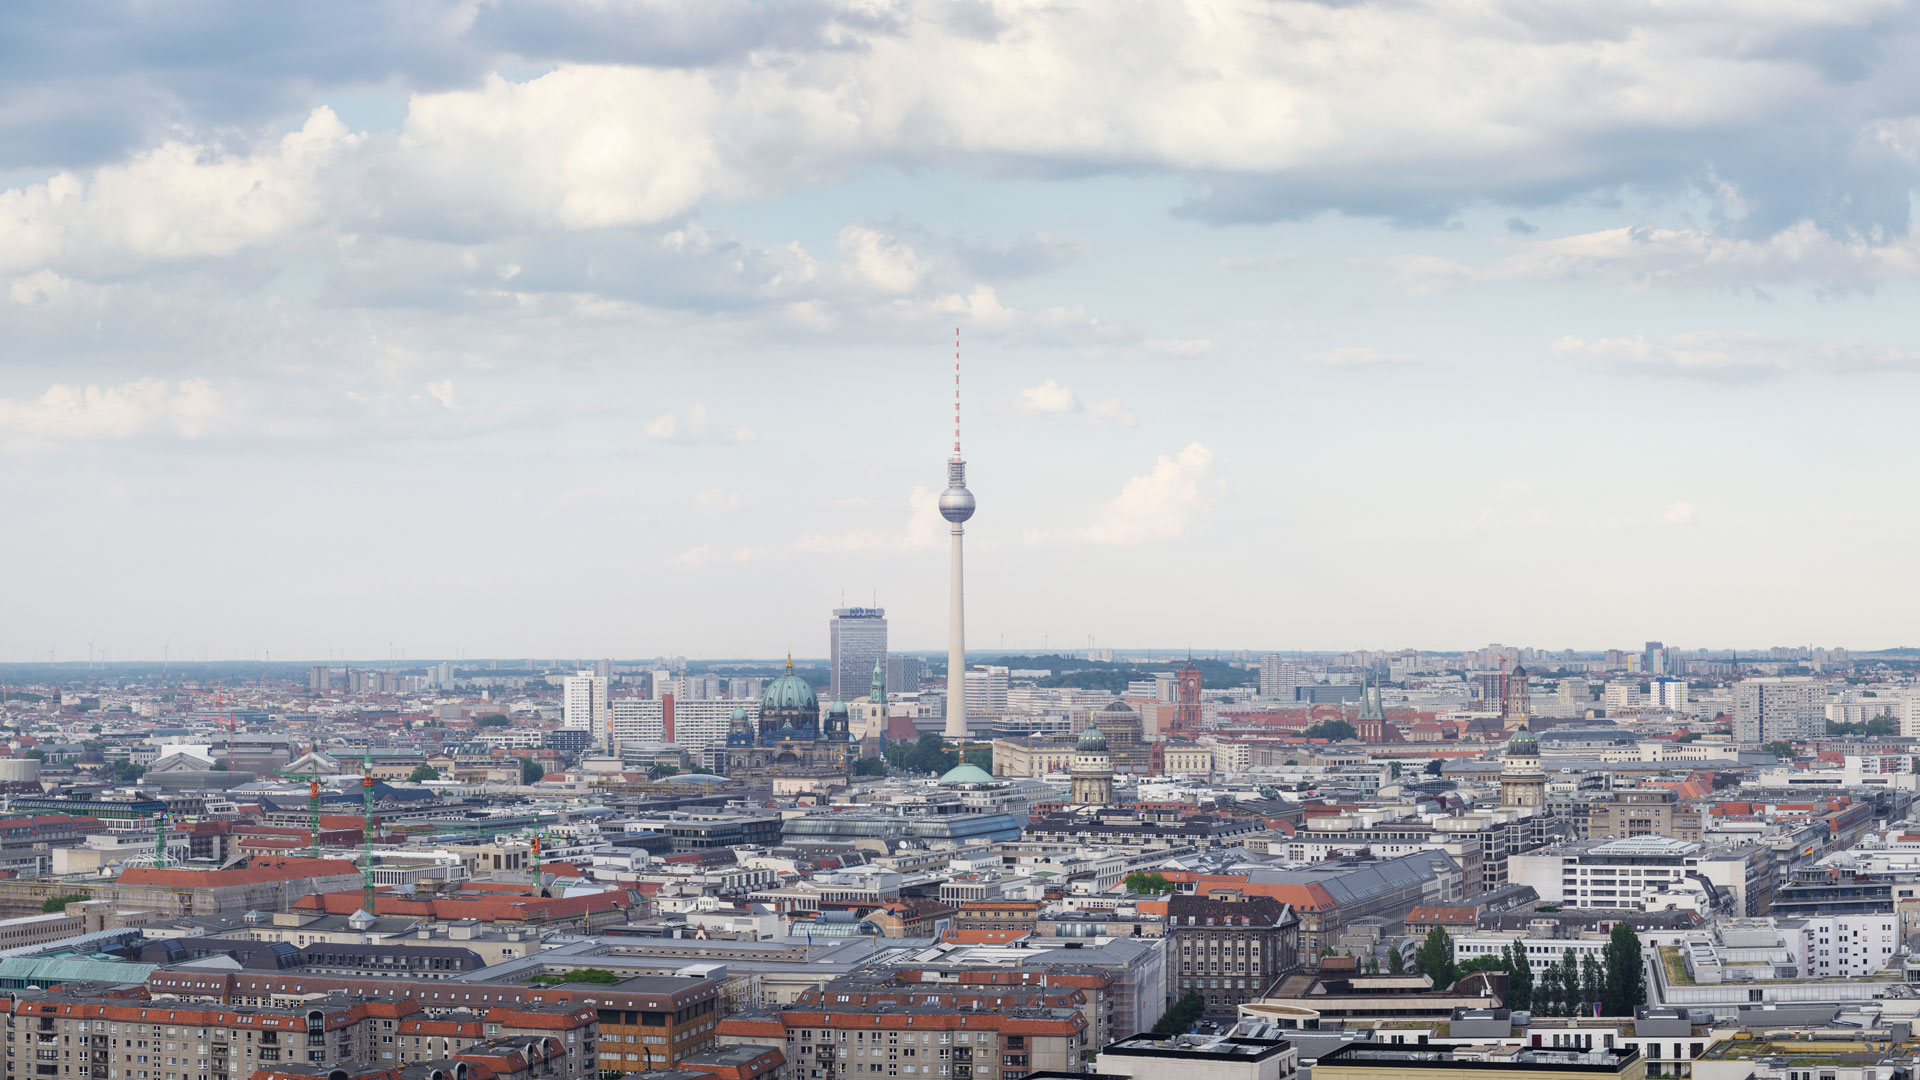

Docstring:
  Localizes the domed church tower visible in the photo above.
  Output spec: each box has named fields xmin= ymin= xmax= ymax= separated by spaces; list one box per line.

xmin=1500 ymin=725 xmax=1546 ymax=809
xmin=1070 ymin=725 xmax=1115 ymax=807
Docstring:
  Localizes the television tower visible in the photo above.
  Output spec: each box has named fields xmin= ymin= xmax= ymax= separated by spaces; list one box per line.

xmin=940 ymin=328 xmax=975 ymax=740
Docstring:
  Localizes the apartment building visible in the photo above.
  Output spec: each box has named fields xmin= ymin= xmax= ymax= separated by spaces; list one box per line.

xmin=720 ymin=1002 xmax=1086 ymax=1080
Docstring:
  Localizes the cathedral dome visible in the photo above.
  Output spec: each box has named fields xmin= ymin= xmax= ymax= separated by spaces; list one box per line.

xmin=828 ymin=701 xmax=850 ymax=718
xmin=1077 ymin=726 xmax=1108 ymax=753
xmin=762 ymin=668 xmax=818 ymax=712
xmin=730 ymin=707 xmax=749 ymax=723
xmin=1506 ymin=725 xmax=1539 ymax=759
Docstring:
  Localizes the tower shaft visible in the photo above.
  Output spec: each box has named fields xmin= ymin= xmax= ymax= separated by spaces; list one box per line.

xmin=945 ymin=521 xmax=968 ymax=739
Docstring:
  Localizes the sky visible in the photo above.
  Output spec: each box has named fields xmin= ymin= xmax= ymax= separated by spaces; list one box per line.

xmin=6 ymin=1 xmax=1920 ymax=663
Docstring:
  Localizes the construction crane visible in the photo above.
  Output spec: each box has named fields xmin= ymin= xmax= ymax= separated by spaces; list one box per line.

xmin=529 ymin=832 xmax=543 ymax=896
xmin=361 ymin=746 xmax=376 ymax=914
xmin=183 ymin=687 xmax=237 ymax=770
xmin=273 ymin=747 xmax=327 ymax=858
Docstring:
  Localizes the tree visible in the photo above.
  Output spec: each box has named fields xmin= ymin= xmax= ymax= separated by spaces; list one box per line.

xmin=1582 ymin=953 xmax=1604 ymax=1017
xmin=1537 ymin=959 xmax=1562 ymax=1016
xmin=1386 ymin=948 xmax=1404 ymax=974
xmin=113 ymin=760 xmax=145 ymax=783
xmin=518 ymin=757 xmax=545 ymax=784
xmin=1414 ymin=926 xmax=1456 ymax=989
xmin=1302 ymin=719 xmax=1358 ymax=742
xmin=409 ymin=764 xmax=440 ymax=782
xmin=650 ymin=765 xmax=681 ymax=778
xmin=23 ymin=749 xmax=44 ymax=761
xmin=1504 ymin=939 xmax=1532 ymax=1012
xmin=854 ymin=757 xmax=887 ymax=777
xmin=1561 ymin=948 xmax=1583 ymax=1015
xmin=1760 ymin=740 xmax=1794 ymax=758
xmin=1389 ymin=761 xmax=1402 ymax=779
xmin=211 ymin=761 xmax=229 ymax=771
xmin=1602 ymin=923 xmax=1646 ymax=1016
xmin=42 ymin=894 xmax=87 ymax=913
xmin=475 ymin=714 xmax=510 ymax=728
xmin=1365 ymin=957 xmax=1380 ymax=974
xmin=1150 ymin=992 xmax=1205 ymax=1035
xmin=1124 ymin=872 xmax=1176 ymax=895
xmin=1424 ymin=759 xmax=1443 ymax=776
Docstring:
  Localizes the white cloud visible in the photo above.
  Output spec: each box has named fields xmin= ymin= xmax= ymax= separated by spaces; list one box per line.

xmin=0 ymin=378 xmax=226 ymax=447
xmin=1302 ymin=346 xmax=1417 ymax=367
xmin=1014 ymin=379 xmax=1136 ymax=426
xmin=695 ymin=488 xmax=747 ymax=512
xmin=1015 ymin=379 xmax=1077 ymax=418
xmin=1553 ymin=332 xmax=1920 ymax=380
xmin=0 ymin=108 xmax=356 ymax=274
xmin=1218 ymin=253 xmax=1307 ymax=271
xmin=424 ymin=380 xmax=458 ymax=409
xmin=644 ymin=404 xmax=756 ymax=443
xmin=666 ymin=545 xmax=765 ymax=568
xmin=1662 ymin=501 xmax=1696 ymax=525
xmin=837 ymin=225 xmax=931 ymax=294
xmin=793 ymin=486 xmax=943 ymax=553
xmin=1031 ymin=443 xmax=1220 ymax=545
xmin=1375 ymin=221 xmax=1920 ymax=297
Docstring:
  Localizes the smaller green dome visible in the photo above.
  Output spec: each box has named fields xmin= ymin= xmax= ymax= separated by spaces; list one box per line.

xmin=730 ymin=707 xmax=749 ymax=722
xmin=1507 ymin=725 xmax=1539 ymax=758
xmin=828 ymin=700 xmax=850 ymax=717
xmin=1077 ymin=726 xmax=1108 ymax=753
xmin=938 ymin=763 xmax=995 ymax=785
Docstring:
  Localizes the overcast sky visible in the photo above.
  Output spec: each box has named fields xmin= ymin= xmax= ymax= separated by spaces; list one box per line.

xmin=5 ymin=1 xmax=1920 ymax=663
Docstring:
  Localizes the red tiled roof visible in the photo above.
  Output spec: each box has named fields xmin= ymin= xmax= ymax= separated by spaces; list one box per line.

xmin=120 ymin=857 xmax=359 ymax=889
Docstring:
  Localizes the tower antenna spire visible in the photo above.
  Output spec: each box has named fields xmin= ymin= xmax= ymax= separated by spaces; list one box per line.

xmin=954 ymin=326 xmax=962 ymax=459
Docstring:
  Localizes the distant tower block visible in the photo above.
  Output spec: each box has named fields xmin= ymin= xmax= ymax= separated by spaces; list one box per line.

xmin=941 ymin=328 xmax=976 ymax=741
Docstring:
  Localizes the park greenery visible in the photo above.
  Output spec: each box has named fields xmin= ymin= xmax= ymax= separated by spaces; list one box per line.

xmin=1123 ymin=872 xmax=1176 ymax=894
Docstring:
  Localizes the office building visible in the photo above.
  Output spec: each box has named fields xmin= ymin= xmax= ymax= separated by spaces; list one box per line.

xmin=1733 ymin=677 xmax=1824 ymax=743
xmin=1096 ymin=1033 xmax=1299 ymax=1080
xmin=1313 ymin=1045 xmax=1643 ymax=1080
xmin=1259 ymin=656 xmax=1305 ymax=700
xmin=563 ymin=670 xmax=609 ymax=742
xmin=886 ymin=654 xmax=924 ymax=696
xmin=1649 ymin=677 xmax=1687 ymax=710
xmin=1605 ymin=681 xmax=1640 ymax=713
xmin=829 ymin=606 xmax=888 ymax=703
xmin=1167 ymin=894 xmax=1302 ymax=1019
xmin=966 ymin=666 xmax=1010 ymax=715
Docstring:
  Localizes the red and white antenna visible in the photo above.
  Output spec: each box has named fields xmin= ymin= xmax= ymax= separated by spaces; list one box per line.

xmin=953 ymin=326 xmax=962 ymax=460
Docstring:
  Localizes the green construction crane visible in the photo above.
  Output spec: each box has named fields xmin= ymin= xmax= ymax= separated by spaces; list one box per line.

xmin=530 ymin=832 xmax=543 ymax=896
xmin=273 ymin=747 xmax=326 ymax=858
xmin=360 ymin=746 xmax=376 ymax=914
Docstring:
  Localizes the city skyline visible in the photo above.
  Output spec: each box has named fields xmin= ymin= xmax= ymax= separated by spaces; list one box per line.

xmin=7 ymin=4 xmax=1920 ymax=657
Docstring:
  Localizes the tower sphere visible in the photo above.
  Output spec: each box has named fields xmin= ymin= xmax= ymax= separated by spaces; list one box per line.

xmin=939 ymin=485 xmax=976 ymax=523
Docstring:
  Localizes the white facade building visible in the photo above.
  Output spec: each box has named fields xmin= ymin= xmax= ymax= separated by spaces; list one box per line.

xmin=1732 ymin=677 xmax=1824 ymax=744
xmin=1648 ymin=678 xmax=1688 ymax=711
xmin=563 ymin=670 xmax=608 ymax=739
xmin=608 ymin=698 xmax=759 ymax=753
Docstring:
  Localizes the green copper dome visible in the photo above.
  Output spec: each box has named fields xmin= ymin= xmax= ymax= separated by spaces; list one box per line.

xmin=1507 ymin=724 xmax=1539 ymax=758
xmin=1077 ymin=726 xmax=1108 ymax=753
xmin=938 ymin=763 xmax=995 ymax=785
xmin=762 ymin=654 xmax=819 ymax=712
